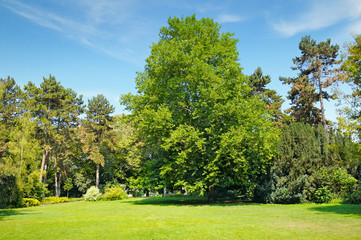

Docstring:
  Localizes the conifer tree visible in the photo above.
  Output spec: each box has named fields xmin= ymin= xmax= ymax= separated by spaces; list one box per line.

xmin=80 ymin=94 xmax=114 ymax=189
xmin=281 ymin=35 xmax=340 ymax=136
xmin=249 ymin=67 xmax=285 ymax=124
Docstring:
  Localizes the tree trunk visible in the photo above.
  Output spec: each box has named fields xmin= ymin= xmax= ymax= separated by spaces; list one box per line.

xmin=318 ymin=80 xmax=329 ymax=141
xmin=54 ymin=156 xmax=59 ymax=197
xmin=96 ymin=163 xmax=100 ymax=189
xmin=57 ymin=170 xmax=62 ymax=197
xmin=207 ymin=185 xmax=215 ymax=202
xmin=39 ymin=149 xmax=47 ymax=182
xmin=43 ymin=159 xmax=50 ymax=185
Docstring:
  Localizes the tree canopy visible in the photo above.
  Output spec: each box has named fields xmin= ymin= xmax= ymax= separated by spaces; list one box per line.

xmin=121 ymin=15 xmax=279 ymax=199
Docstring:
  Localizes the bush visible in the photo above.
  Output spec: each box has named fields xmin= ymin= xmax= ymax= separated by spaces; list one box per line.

xmin=316 ymin=167 xmax=357 ymax=196
xmin=313 ymin=186 xmax=333 ymax=203
xmin=100 ymin=186 xmax=128 ymax=201
xmin=23 ymin=198 xmax=40 ymax=207
xmin=343 ymin=185 xmax=361 ymax=204
xmin=42 ymin=197 xmax=70 ymax=204
xmin=269 ymin=187 xmax=306 ymax=204
xmin=83 ymin=186 xmax=101 ymax=201
xmin=0 ymin=174 xmax=22 ymax=208
xmin=29 ymin=181 xmax=49 ymax=201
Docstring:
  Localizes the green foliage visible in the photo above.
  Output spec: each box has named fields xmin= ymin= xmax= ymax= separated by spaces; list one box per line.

xmin=249 ymin=67 xmax=285 ymax=125
xmin=315 ymin=167 xmax=357 ymax=196
xmin=63 ymin=178 xmax=73 ymax=197
xmin=342 ymin=34 xmax=361 ymax=93
xmin=270 ymin=122 xmax=355 ymax=203
xmin=0 ymin=174 xmax=22 ymax=208
xmin=83 ymin=186 xmax=101 ymax=201
xmin=74 ymin=172 xmax=92 ymax=193
xmin=269 ymin=175 xmax=309 ymax=204
xmin=313 ymin=186 xmax=333 ymax=203
xmin=100 ymin=186 xmax=128 ymax=201
xmin=42 ymin=197 xmax=71 ymax=204
xmin=22 ymin=198 xmax=40 ymax=207
xmin=80 ymin=94 xmax=115 ymax=188
xmin=343 ymin=185 xmax=361 ymax=204
xmin=121 ymin=15 xmax=279 ymax=199
xmin=30 ymin=181 xmax=49 ymax=201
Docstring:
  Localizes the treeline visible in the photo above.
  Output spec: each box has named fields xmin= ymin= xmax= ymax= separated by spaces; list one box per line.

xmin=1 ymin=16 xmax=361 ymax=207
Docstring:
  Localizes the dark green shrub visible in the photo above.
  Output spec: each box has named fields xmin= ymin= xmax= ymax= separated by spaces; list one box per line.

xmin=343 ymin=184 xmax=361 ymax=204
xmin=23 ymin=198 xmax=40 ymax=207
xmin=100 ymin=186 xmax=128 ymax=201
xmin=314 ymin=186 xmax=333 ymax=203
xmin=269 ymin=187 xmax=306 ymax=204
xmin=0 ymin=174 xmax=22 ymax=208
xmin=26 ymin=181 xmax=49 ymax=201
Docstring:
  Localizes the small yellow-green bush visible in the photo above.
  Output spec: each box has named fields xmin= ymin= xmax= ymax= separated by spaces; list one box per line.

xmin=23 ymin=198 xmax=40 ymax=207
xmin=100 ymin=186 xmax=128 ymax=201
xmin=42 ymin=197 xmax=70 ymax=204
xmin=83 ymin=186 xmax=101 ymax=201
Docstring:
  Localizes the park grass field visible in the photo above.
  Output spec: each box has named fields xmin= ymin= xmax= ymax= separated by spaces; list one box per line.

xmin=0 ymin=197 xmax=361 ymax=240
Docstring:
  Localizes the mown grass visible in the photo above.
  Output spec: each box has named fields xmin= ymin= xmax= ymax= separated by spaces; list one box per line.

xmin=0 ymin=196 xmax=360 ymax=240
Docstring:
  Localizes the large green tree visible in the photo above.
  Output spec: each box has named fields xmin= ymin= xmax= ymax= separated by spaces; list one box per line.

xmin=121 ymin=15 xmax=279 ymax=200
xmin=337 ymin=34 xmax=361 ymax=179
xmin=339 ymin=34 xmax=361 ymax=137
xmin=281 ymin=36 xmax=340 ymax=135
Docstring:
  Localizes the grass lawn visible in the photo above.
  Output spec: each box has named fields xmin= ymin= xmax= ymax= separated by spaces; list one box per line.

xmin=0 ymin=196 xmax=361 ymax=240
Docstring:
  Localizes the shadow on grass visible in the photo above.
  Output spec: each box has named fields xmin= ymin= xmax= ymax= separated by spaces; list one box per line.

xmin=127 ymin=196 xmax=258 ymax=207
xmin=0 ymin=209 xmax=29 ymax=221
xmin=310 ymin=204 xmax=361 ymax=217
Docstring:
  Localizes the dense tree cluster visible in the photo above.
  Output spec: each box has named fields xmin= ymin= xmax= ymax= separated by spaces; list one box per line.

xmin=1 ymin=16 xmax=361 ymax=207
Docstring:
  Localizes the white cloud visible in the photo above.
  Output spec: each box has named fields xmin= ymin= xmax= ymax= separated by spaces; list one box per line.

xmin=0 ymin=0 xmax=155 ymax=64
xmin=270 ymin=0 xmax=361 ymax=37
xmin=216 ymin=14 xmax=244 ymax=23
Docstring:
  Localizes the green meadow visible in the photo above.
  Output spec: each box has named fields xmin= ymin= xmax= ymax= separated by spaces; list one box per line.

xmin=1 ymin=197 xmax=360 ymax=240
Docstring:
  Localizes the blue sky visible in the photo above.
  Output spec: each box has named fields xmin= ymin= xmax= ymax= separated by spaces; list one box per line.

xmin=1 ymin=0 xmax=360 ymax=122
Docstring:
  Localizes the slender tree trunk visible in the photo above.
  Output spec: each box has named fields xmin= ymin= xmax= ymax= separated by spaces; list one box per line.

xmin=207 ymin=185 xmax=215 ymax=202
xmin=39 ymin=149 xmax=47 ymax=182
xmin=318 ymin=80 xmax=329 ymax=141
xmin=96 ymin=163 xmax=100 ymax=189
xmin=58 ymin=169 xmax=62 ymax=197
xmin=43 ymin=159 xmax=50 ymax=185
xmin=54 ymin=155 xmax=58 ymax=197
xmin=19 ymin=132 xmax=24 ymax=176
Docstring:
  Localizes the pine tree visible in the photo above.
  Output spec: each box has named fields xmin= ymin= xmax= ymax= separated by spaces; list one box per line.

xmin=281 ymin=35 xmax=340 ymax=136
xmin=80 ymin=94 xmax=114 ymax=189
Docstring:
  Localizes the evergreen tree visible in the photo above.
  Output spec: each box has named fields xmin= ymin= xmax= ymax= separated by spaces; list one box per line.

xmin=249 ymin=67 xmax=285 ymax=125
xmin=281 ymin=35 xmax=340 ymax=135
xmin=270 ymin=122 xmax=356 ymax=203
xmin=80 ymin=94 xmax=115 ymax=189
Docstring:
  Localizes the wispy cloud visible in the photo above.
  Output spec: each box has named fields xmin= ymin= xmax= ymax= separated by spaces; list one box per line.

xmin=270 ymin=0 xmax=361 ymax=37
xmin=0 ymin=0 xmax=157 ymax=64
xmin=216 ymin=14 xmax=244 ymax=23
